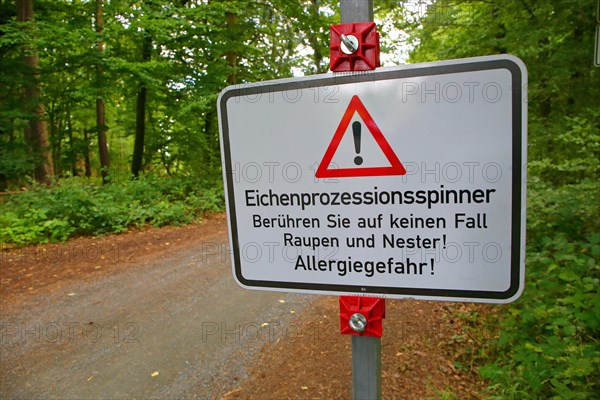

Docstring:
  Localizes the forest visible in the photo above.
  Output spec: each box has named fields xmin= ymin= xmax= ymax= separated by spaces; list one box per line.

xmin=1 ymin=0 xmax=599 ymax=398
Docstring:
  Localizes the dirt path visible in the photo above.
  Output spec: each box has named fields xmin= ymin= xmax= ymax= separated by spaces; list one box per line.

xmin=1 ymin=215 xmax=492 ymax=399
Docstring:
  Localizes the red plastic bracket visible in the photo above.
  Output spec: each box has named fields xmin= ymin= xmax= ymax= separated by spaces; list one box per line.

xmin=330 ymin=22 xmax=380 ymax=72
xmin=339 ymin=296 xmax=385 ymax=338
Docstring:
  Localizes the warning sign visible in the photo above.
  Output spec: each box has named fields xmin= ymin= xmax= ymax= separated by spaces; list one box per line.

xmin=218 ymin=55 xmax=527 ymax=303
xmin=316 ymin=95 xmax=406 ymax=178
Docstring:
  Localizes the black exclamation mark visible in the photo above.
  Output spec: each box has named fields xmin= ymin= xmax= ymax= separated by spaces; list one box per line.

xmin=353 ymin=121 xmax=363 ymax=165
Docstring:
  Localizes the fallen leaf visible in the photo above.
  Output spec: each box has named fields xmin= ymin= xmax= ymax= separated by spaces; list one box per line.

xmin=222 ymin=388 xmax=242 ymax=397
xmin=151 ymin=371 xmax=159 ymax=377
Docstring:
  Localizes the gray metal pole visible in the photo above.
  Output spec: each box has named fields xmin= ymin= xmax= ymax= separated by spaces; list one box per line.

xmin=340 ymin=0 xmax=374 ymax=24
xmin=338 ymin=0 xmax=382 ymax=396
xmin=351 ymin=335 xmax=381 ymax=399
xmin=340 ymin=0 xmax=381 ymax=400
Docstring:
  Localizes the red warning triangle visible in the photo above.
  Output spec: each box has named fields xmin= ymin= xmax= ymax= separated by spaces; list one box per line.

xmin=316 ymin=95 xmax=406 ymax=178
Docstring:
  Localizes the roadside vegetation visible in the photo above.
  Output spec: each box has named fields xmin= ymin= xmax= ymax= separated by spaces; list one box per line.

xmin=0 ymin=176 xmax=223 ymax=245
xmin=1 ymin=0 xmax=598 ymax=398
xmin=405 ymin=1 xmax=599 ymax=398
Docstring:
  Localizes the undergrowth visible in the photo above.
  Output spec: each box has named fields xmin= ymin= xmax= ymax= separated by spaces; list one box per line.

xmin=0 ymin=176 xmax=224 ymax=246
xmin=477 ymin=179 xmax=600 ymax=399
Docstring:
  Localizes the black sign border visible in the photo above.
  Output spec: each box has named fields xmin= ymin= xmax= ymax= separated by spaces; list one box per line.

xmin=219 ymin=57 xmax=525 ymax=302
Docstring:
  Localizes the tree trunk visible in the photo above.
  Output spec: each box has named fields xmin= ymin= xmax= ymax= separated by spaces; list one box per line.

xmin=17 ymin=0 xmax=54 ymax=184
xmin=53 ymin=119 xmax=62 ymax=177
xmin=131 ymin=34 xmax=152 ymax=179
xmin=225 ymin=11 xmax=237 ymax=85
xmin=202 ymin=8 xmax=236 ymax=141
xmin=83 ymin=129 xmax=92 ymax=178
xmin=67 ymin=104 xmax=78 ymax=176
xmin=131 ymin=86 xmax=147 ymax=179
xmin=96 ymin=0 xmax=110 ymax=183
xmin=96 ymin=98 xmax=109 ymax=182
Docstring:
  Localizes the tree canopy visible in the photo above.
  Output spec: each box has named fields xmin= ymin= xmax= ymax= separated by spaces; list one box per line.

xmin=0 ymin=0 xmax=337 ymax=188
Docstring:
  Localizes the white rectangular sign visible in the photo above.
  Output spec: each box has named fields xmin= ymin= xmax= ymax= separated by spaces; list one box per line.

xmin=218 ymin=55 xmax=527 ymax=303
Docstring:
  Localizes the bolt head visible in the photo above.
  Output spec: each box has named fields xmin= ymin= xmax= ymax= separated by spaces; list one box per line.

xmin=349 ymin=313 xmax=367 ymax=333
xmin=340 ymin=34 xmax=359 ymax=55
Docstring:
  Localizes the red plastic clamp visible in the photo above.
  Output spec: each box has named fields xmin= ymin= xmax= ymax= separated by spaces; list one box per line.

xmin=339 ymin=296 xmax=385 ymax=337
xmin=330 ymin=22 xmax=380 ymax=72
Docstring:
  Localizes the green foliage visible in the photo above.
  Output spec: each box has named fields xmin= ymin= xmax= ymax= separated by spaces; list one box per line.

xmin=433 ymin=389 xmax=460 ymax=400
xmin=405 ymin=0 xmax=600 ymax=398
xmin=0 ymin=176 xmax=224 ymax=246
xmin=480 ymin=175 xmax=600 ymax=400
xmin=480 ymin=232 xmax=600 ymax=399
xmin=526 ymin=180 xmax=599 ymax=247
xmin=529 ymin=109 xmax=600 ymax=187
xmin=0 ymin=138 xmax=34 ymax=184
xmin=0 ymin=0 xmax=335 ymax=185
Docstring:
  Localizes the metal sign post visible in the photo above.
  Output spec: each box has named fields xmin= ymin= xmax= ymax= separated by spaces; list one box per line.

xmin=341 ymin=0 xmax=374 ymax=23
xmin=338 ymin=3 xmax=382 ymax=400
xmin=340 ymin=296 xmax=384 ymax=399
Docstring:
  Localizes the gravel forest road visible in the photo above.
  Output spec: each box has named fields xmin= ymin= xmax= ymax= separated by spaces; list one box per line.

xmin=1 ymin=216 xmax=314 ymax=399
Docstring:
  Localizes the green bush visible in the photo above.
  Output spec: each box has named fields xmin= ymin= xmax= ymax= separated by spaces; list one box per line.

xmin=480 ymin=182 xmax=600 ymax=399
xmin=478 ymin=99 xmax=599 ymax=400
xmin=0 ymin=176 xmax=224 ymax=245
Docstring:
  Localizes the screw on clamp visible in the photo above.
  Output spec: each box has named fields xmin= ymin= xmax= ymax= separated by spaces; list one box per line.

xmin=340 ymin=34 xmax=359 ymax=54
xmin=329 ymin=22 xmax=380 ymax=72
xmin=339 ymin=296 xmax=385 ymax=337
xmin=349 ymin=313 xmax=367 ymax=333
